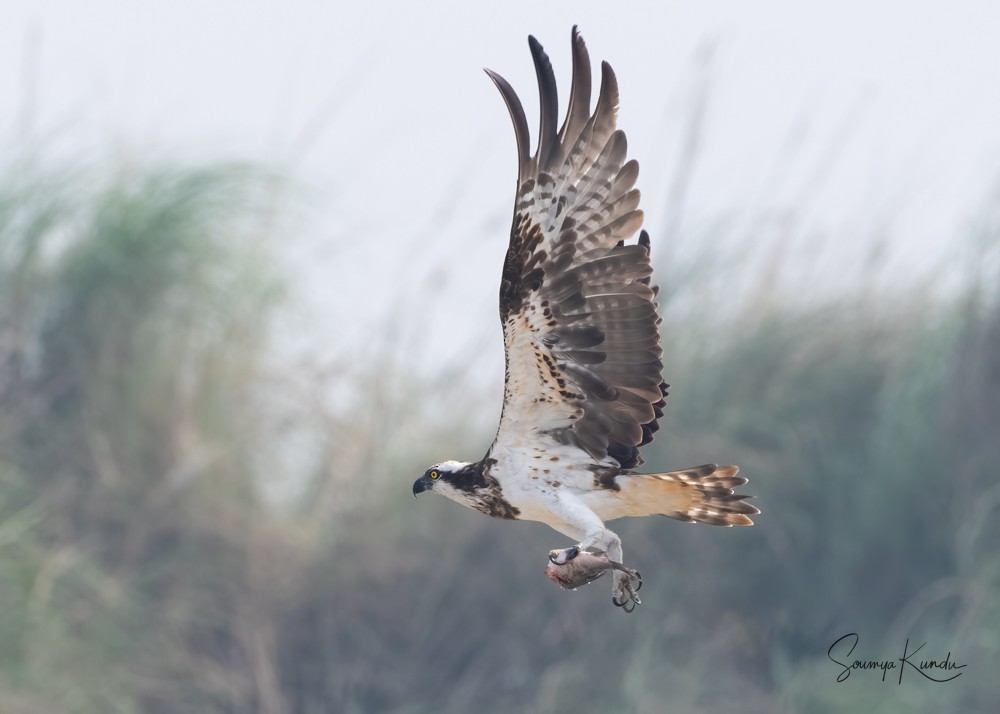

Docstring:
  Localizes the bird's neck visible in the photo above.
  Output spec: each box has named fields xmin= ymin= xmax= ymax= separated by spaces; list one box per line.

xmin=442 ymin=458 xmax=520 ymax=520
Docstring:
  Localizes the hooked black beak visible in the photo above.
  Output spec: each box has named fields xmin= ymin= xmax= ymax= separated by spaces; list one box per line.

xmin=412 ymin=476 xmax=428 ymax=497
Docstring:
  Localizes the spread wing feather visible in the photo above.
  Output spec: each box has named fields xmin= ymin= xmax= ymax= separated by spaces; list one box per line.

xmin=487 ymin=28 xmax=666 ymax=470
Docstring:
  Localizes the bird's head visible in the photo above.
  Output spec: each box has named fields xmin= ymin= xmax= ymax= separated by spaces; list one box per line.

xmin=412 ymin=460 xmax=474 ymax=500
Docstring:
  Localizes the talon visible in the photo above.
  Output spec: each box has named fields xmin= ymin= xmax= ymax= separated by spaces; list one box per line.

xmin=633 ymin=573 xmax=642 ymax=592
xmin=612 ymin=596 xmax=627 ymax=608
xmin=625 ymin=581 xmax=641 ymax=605
xmin=548 ymin=545 xmax=580 ymax=565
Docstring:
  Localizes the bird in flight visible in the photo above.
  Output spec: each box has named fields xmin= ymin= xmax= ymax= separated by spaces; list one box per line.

xmin=413 ymin=27 xmax=758 ymax=613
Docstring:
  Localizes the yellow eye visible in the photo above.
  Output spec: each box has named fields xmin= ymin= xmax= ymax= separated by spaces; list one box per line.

xmin=430 ymin=470 xmax=439 ymax=479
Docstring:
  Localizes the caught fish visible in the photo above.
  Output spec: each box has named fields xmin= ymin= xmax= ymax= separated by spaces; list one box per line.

xmin=544 ymin=546 xmax=642 ymax=592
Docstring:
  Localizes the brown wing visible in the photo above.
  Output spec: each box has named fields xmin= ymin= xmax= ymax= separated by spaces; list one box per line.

xmin=486 ymin=28 xmax=666 ymax=470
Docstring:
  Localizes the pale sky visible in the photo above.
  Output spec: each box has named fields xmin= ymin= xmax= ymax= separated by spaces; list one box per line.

xmin=4 ymin=0 xmax=1000 ymax=392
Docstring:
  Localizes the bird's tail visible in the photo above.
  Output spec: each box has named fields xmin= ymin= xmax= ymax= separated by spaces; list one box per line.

xmin=614 ymin=463 xmax=759 ymax=526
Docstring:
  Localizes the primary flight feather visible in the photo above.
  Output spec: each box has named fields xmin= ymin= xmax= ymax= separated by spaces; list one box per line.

xmin=413 ymin=27 xmax=758 ymax=613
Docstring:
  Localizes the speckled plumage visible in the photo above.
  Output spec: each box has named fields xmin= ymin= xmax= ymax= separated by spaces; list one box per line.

xmin=414 ymin=28 xmax=758 ymax=612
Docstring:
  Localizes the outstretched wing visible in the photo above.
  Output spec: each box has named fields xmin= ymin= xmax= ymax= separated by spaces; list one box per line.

xmin=486 ymin=28 xmax=666 ymax=470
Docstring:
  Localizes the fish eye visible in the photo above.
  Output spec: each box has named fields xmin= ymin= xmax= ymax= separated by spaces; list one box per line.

xmin=430 ymin=470 xmax=439 ymax=479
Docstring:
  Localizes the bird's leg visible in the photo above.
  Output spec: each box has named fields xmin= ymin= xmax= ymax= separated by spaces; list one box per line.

xmin=585 ymin=527 xmax=642 ymax=612
xmin=542 ymin=496 xmax=641 ymax=607
xmin=544 ymin=495 xmax=605 ymax=566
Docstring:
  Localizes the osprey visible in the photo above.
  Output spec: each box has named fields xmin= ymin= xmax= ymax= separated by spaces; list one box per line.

xmin=413 ymin=28 xmax=758 ymax=613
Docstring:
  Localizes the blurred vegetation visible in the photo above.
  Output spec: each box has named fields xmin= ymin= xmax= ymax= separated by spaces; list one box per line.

xmin=1 ymin=151 xmax=998 ymax=714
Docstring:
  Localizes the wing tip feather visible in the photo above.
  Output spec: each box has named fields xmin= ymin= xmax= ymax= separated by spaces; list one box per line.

xmin=484 ymin=67 xmax=531 ymax=183
xmin=528 ymin=34 xmax=559 ymax=172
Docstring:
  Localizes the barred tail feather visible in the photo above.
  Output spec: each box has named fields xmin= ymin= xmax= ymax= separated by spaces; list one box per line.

xmin=610 ymin=463 xmax=759 ymax=526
